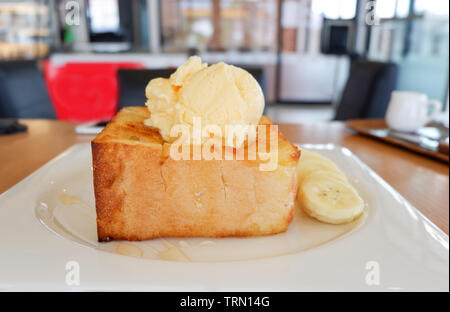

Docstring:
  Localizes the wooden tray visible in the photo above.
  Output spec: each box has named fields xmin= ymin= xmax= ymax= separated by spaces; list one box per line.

xmin=346 ymin=119 xmax=449 ymax=163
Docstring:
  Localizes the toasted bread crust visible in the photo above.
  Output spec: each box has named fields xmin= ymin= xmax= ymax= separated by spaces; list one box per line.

xmin=92 ymin=107 xmax=299 ymax=241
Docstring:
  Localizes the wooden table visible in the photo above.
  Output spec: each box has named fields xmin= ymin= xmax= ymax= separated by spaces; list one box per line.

xmin=1 ymin=119 xmax=448 ymax=234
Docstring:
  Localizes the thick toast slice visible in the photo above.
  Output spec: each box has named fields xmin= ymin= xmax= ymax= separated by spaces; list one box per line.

xmin=92 ymin=107 xmax=300 ymax=241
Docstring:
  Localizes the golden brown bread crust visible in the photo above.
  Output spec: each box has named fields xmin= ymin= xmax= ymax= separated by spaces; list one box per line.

xmin=92 ymin=107 xmax=300 ymax=241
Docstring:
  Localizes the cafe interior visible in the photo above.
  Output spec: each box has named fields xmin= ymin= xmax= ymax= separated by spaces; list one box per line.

xmin=0 ymin=0 xmax=449 ymax=291
xmin=0 ymin=0 xmax=448 ymax=123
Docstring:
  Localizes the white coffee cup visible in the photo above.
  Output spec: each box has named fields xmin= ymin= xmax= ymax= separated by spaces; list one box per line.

xmin=385 ymin=91 xmax=441 ymax=132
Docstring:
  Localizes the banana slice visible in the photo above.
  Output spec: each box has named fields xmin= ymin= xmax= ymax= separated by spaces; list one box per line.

xmin=297 ymin=150 xmax=347 ymax=183
xmin=297 ymin=150 xmax=364 ymax=224
xmin=298 ymin=173 xmax=364 ymax=224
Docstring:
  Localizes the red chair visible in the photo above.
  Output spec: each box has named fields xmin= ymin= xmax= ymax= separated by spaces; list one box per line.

xmin=43 ymin=60 xmax=144 ymax=122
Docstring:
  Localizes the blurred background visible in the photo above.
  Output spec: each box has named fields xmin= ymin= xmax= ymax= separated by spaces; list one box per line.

xmin=0 ymin=0 xmax=448 ymax=124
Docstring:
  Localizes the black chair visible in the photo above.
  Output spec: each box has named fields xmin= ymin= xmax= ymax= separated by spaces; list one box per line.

xmin=334 ymin=60 xmax=398 ymax=120
xmin=117 ymin=69 xmax=174 ymax=109
xmin=0 ymin=60 xmax=55 ymax=119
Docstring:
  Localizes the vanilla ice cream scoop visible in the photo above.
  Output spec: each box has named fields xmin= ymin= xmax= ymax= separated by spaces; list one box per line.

xmin=144 ymin=56 xmax=265 ymax=146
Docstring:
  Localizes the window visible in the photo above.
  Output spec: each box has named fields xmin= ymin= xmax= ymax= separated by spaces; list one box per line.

xmin=396 ymin=0 xmax=410 ymax=18
xmin=311 ymin=0 xmax=357 ymax=20
xmin=415 ymin=0 xmax=450 ymax=16
xmin=88 ymin=0 xmax=120 ymax=34
xmin=160 ymin=0 xmax=277 ymax=52
xmin=368 ymin=0 xmax=449 ymax=103
xmin=375 ymin=0 xmax=396 ymax=19
xmin=220 ymin=0 xmax=277 ymax=51
xmin=160 ymin=0 xmax=213 ymax=52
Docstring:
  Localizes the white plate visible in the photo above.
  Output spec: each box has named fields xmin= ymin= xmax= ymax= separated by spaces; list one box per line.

xmin=0 ymin=143 xmax=448 ymax=291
